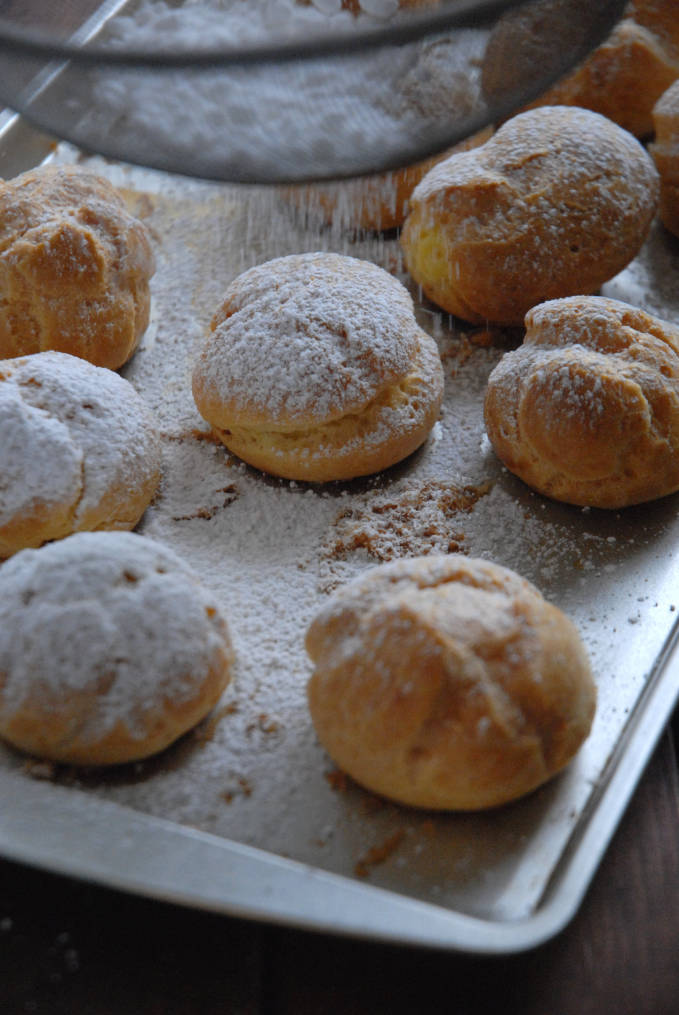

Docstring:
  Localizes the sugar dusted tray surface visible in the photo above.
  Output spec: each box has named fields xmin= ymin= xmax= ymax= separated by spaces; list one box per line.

xmin=2 ymin=143 xmax=679 ymax=923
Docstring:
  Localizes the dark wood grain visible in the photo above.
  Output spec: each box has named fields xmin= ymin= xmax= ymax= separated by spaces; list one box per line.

xmin=1 ymin=725 xmax=678 ymax=1014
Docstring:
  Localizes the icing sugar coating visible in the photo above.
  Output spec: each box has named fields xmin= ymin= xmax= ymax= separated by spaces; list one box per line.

xmin=192 ymin=252 xmax=444 ymax=482
xmin=0 ymin=164 xmax=155 ymax=369
xmin=194 ymin=252 xmax=420 ymax=428
xmin=401 ymin=105 xmax=660 ymax=325
xmin=0 ymin=531 xmax=234 ymax=765
xmin=306 ymin=553 xmax=596 ymax=810
xmin=484 ymin=295 xmax=679 ymax=508
xmin=0 ymin=351 xmax=162 ymax=557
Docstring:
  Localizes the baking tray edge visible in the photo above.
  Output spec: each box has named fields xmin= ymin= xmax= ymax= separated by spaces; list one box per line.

xmin=1 ymin=607 xmax=678 ymax=955
xmin=1 ymin=112 xmax=679 ymax=955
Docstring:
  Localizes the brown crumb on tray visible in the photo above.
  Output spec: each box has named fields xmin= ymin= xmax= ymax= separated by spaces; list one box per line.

xmin=355 ymin=829 xmax=406 ymax=878
xmin=321 ymin=478 xmax=491 ymax=569
xmin=191 ymin=428 xmax=225 ymax=445
xmin=171 ymin=485 xmax=239 ymax=522
xmin=441 ymin=326 xmax=518 ymax=372
xmin=221 ymin=774 xmax=253 ymax=804
xmin=161 ymin=428 xmax=226 ymax=446
xmin=22 ymin=758 xmax=57 ymax=781
xmin=361 ymin=793 xmax=387 ymax=816
xmin=325 ymin=767 xmax=350 ymax=792
xmin=193 ymin=701 xmax=239 ymax=744
xmin=246 ymin=713 xmax=282 ymax=736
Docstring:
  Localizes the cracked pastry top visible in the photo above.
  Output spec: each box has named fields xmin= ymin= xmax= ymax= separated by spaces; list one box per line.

xmin=191 ymin=252 xmax=444 ymax=482
xmin=306 ymin=553 xmax=596 ymax=811
xmin=0 ymin=531 xmax=234 ymax=766
xmin=0 ymin=351 xmax=161 ymax=557
xmin=400 ymin=105 xmax=659 ymax=326
xmin=0 ymin=164 xmax=155 ymax=369
xmin=484 ymin=295 xmax=679 ymax=508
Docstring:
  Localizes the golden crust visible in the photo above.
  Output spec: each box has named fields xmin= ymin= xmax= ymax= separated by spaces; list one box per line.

xmin=192 ymin=252 xmax=444 ymax=482
xmin=0 ymin=164 xmax=155 ymax=369
xmin=208 ymin=330 xmax=443 ymax=482
xmin=400 ymin=106 xmax=659 ymax=326
xmin=650 ymin=79 xmax=679 ymax=237
xmin=306 ymin=554 xmax=596 ymax=811
xmin=483 ymin=295 xmax=679 ymax=508
xmin=0 ymin=532 xmax=234 ymax=766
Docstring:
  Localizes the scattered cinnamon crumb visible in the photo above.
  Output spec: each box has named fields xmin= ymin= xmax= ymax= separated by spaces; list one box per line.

xmin=193 ymin=701 xmax=239 ymax=744
xmin=172 ymin=506 xmax=218 ymax=522
xmin=355 ymin=829 xmax=406 ymax=878
xmin=172 ymin=485 xmax=239 ymax=522
xmin=159 ymin=428 xmax=221 ymax=445
xmin=191 ymin=428 xmax=224 ymax=445
xmin=325 ymin=767 xmax=349 ymax=792
xmin=322 ymin=478 xmax=491 ymax=567
xmin=23 ymin=759 xmax=57 ymax=781
xmin=362 ymin=793 xmax=386 ymax=816
xmin=221 ymin=774 xmax=253 ymax=804
xmin=246 ymin=713 xmax=282 ymax=736
xmin=162 ymin=428 xmax=226 ymax=446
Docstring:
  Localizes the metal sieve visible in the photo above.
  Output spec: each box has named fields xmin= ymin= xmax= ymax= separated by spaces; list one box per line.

xmin=0 ymin=0 xmax=628 ymax=183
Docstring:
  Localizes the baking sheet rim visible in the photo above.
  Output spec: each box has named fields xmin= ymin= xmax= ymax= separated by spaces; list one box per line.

xmin=2 ymin=111 xmax=679 ymax=955
xmin=0 ymin=606 xmax=677 ymax=957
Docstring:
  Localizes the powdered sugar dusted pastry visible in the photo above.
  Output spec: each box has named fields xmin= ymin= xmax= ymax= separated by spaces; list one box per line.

xmin=0 ymin=531 xmax=234 ymax=765
xmin=0 ymin=351 xmax=161 ymax=557
xmin=192 ymin=252 xmax=444 ymax=482
xmin=651 ymin=79 xmax=679 ymax=237
xmin=484 ymin=295 xmax=679 ymax=508
xmin=400 ymin=106 xmax=659 ymax=326
xmin=0 ymin=164 xmax=155 ymax=369
xmin=483 ymin=0 xmax=679 ymax=139
xmin=306 ymin=554 xmax=595 ymax=811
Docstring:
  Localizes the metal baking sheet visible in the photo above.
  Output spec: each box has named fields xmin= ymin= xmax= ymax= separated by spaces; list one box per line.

xmin=1 ymin=110 xmax=679 ymax=955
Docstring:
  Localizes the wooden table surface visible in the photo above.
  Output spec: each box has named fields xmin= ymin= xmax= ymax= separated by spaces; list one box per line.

xmin=1 ymin=711 xmax=678 ymax=1015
